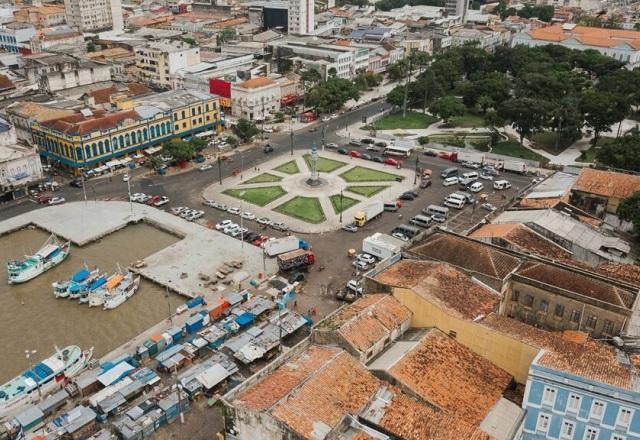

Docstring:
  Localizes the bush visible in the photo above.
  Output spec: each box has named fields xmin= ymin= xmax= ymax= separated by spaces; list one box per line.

xmin=418 ymin=136 xmax=430 ymax=145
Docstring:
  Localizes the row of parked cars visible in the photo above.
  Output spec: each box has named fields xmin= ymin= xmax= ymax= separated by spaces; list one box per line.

xmin=131 ymin=193 xmax=170 ymax=207
xmin=214 ymin=219 xmax=270 ymax=247
xmin=170 ymin=206 xmax=204 ymax=222
xmin=203 ymin=200 xmax=289 ymax=232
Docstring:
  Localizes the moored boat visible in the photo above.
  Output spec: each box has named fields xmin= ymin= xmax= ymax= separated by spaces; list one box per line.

xmin=52 ymin=266 xmax=99 ymax=298
xmin=78 ymin=274 xmax=108 ymax=303
xmin=88 ymin=272 xmax=124 ymax=307
xmin=103 ymin=273 xmax=141 ymax=310
xmin=0 ymin=345 xmax=93 ymax=419
xmin=7 ymin=235 xmax=70 ymax=284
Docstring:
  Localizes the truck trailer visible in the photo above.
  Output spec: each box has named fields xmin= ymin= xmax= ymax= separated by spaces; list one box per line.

xmin=263 ymin=236 xmax=309 ymax=257
xmin=277 ymin=249 xmax=316 ymax=271
xmin=354 ymin=201 xmax=384 ymax=227
xmin=362 ymin=233 xmax=404 ymax=260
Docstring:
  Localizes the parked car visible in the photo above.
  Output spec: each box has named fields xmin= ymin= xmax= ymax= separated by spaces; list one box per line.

xmin=482 ymin=166 xmax=500 ymax=176
xmin=215 ymin=203 xmax=228 ymax=211
xmin=372 ymin=156 xmax=383 ymax=163
xmin=384 ymin=158 xmax=401 ymax=167
xmin=350 ymin=150 xmax=362 ymax=158
xmin=180 ymin=209 xmax=194 ymax=218
xmin=240 ymin=211 xmax=256 ymax=220
xmin=216 ymin=220 xmax=233 ymax=230
xmin=480 ymin=173 xmax=494 ymax=181
xmin=70 ymin=179 xmax=83 ymax=188
xmin=361 ymin=153 xmax=372 ymax=161
xmin=469 ymin=182 xmax=484 ymax=193
xmin=227 ymin=207 xmax=241 ymax=215
xmin=171 ymin=206 xmax=188 ymax=215
xmin=186 ymin=210 xmax=204 ymax=221
xmin=374 ymin=141 xmax=387 ymax=147
xmin=420 ymin=179 xmax=432 ymax=188
xmin=130 ymin=193 xmax=146 ymax=202
xmin=431 ymin=214 xmax=447 ymax=223
xmin=349 ymin=140 xmax=362 ymax=147
xmin=309 ymin=127 xmax=318 ymax=132
xmin=203 ymin=200 xmax=217 ymax=208
xmin=330 ymin=113 xmax=338 ymax=119
xmin=391 ymin=231 xmax=409 ymax=241
xmin=399 ymin=192 xmax=415 ymax=201
xmin=244 ymin=232 xmax=261 ymax=242
xmin=347 ymin=279 xmax=363 ymax=295
xmin=342 ymin=223 xmax=358 ymax=233
xmin=337 ymin=148 xmax=349 ymax=155
xmin=253 ymin=235 xmax=269 ymax=246
xmin=122 ymin=174 xmax=130 ymax=182
xmin=366 ymin=145 xmax=381 ymax=152
xmin=356 ymin=253 xmax=376 ymax=265
xmin=352 ymin=260 xmax=371 ymax=271
xmin=257 ymin=217 xmax=271 ymax=226
xmin=48 ymin=196 xmax=65 ymax=205
xmin=154 ymin=196 xmax=170 ymax=207
xmin=361 ymin=138 xmax=374 ymax=144
xmin=263 ymin=145 xmax=274 ymax=153
xmin=271 ymin=221 xmax=288 ymax=231
xmin=145 ymin=195 xmax=162 ymax=205
xmin=481 ymin=203 xmax=497 ymax=212
xmin=287 ymin=272 xmax=305 ymax=284
xmin=199 ymin=164 xmax=213 ymax=171
xmin=326 ymin=142 xmax=339 ymax=149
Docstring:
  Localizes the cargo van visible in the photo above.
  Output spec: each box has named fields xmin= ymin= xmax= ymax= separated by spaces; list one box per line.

xmin=444 ymin=198 xmax=465 ymax=209
xmin=440 ymin=167 xmax=458 ymax=179
xmin=459 ymin=171 xmax=479 ymax=185
xmin=410 ymin=214 xmax=433 ymax=228
xmin=423 ymin=205 xmax=449 ymax=218
xmin=454 ymin=192 xmax=475 ymax=204
xmin=494 ymin=180 xmax=512 ymax=190
xmin=384 ymin=202 xmax=399 ymax=212
xmin=469 ymin=181 xmax=484 ymax=193
xmin=442 ymin=177 xmax=458 ymax=186
xmin=392 ymin=224 xmax=420 ymax=239
xmin=445 ymin=193 xmax=466 ymax=204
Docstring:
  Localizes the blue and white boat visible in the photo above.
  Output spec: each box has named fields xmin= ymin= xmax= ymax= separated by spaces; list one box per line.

xmin=7 ymin=235 xmax=70 ymax=284
xmin=52 ymin=266 xmax=100 ymax=299
xmin=78 ymin=275 xmax=108 ymax=303
xmin=0 ymin=345 xmax=93 ymax=419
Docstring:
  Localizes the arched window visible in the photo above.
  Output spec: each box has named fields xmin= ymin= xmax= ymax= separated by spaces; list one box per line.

xmin=119 ymin=135 xmax=124 ymax=147
xmin=112 ymin=138 xmax=118 ymax=149
xmin=165 ymin=122 xmax=171 ymax=133
xmin=143 ymin=128 xmax=148 ymax=140
xmin=125 ymin=133 xmax=130 ymax=146
xmin=150 ymin=126 xmax=156 ymax=138
xmin=160 ymin=124 xmax=166 ymax=136
xmin=98 ymin=141 xmax=104 ymax=155
xmin=105 ymin=139 xmax=110 ymax=152
xmin=85 ymin=145 xmax=91 ymax=158
xmin=76 ymin=147 xmax=83 ymax=160
xmin=130 ymin=132 xmax=136 ymax=144
xmin=92 ymin=143 xmax=98 ymax=157
xmin=137 ymin=130 xmax=142 ymax=143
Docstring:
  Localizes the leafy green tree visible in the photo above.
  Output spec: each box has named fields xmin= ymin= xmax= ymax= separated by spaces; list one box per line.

xmin=580 ymin=90 xmax=629 ymax=145
xmin=163 ymin=140 xmax=195 ymax=162
xmin=387 ymin=60 xmax=409 ymax=81
xmin=517 ymin=4 xmax=554 ymax=22
xmin=411 ymin=70 xmax=444 ymax=111
xmin=300 ymin=68 xmax=322 ymax=85
xmin=386 ymin=85 xmax=406 ymax=107
xmin=477 ymin=95 xmax=495 ymax=114
xmin=595 ymin=129 xmax=640 ymax=171
xmin=328 ymin=67 xmax=337 ymax=78
xmin=225 ymin=135 xmax=239 ymax=148
xmin=430 ymin=96 xmax=465 ymax=124
xmin=182 ymin=37 xmax=197 ymax=47
xmin=577 ymin=15 xmax=603 ymax=27
xmin=549 ymin=97 xmax=584 ymax=150
xmin=217 ymin=28 xmax=236 ymax=44
xmin=273 ymin=111 xmax=285 ymax=123
xmin=145 ymin=155 xmax=163 ymax=169
xmin=462 ymin=72 xmax=510 ymax=108
xmin=86 ymin=41 xmax=96 ymax=52
xmin=597 ymin=69 xmax=640 ymax=106
xmin=498 ymin=98 xmax=551 ymax=146
xmin=306 ymin=78 xmax=359 ymax=113
xmin=189 ymin=137 xmax=208 ymax=152
xmin=617 ymin=191 xmax=640 ymax=234
xmin=233 ymin=119 xmax=259 ymax=143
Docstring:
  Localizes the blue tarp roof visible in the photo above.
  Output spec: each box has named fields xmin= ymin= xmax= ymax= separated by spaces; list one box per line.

xmin=72 ymin=268 xmax=90 ymax=283
xmin=89 ymin=276 xmax=107 ymax=290
xmin=97 ymin=361 xmax=135 ymax=387
xmin=235 ymin=312 xmax=254 ymax=327
xmin=154 ymin=344 xmax=184 ymax=363
xmin=23 ymin=362 xmax=53 ymax=383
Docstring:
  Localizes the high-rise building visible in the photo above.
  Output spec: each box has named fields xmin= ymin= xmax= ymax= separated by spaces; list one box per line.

xmin=288 ymin=0 xmax=314 ymax=35
xmin=445 ymin=0 xmax=468 ymax=22
xmin=63 ymin=0 xmax=122 ymax=32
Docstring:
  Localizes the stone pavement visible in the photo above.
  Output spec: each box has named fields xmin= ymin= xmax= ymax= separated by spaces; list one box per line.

xmin=201 ymin=151 xmax=417 ymax=234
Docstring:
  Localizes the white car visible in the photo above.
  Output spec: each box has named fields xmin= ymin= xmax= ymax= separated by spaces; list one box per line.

xmin=130 ymin=193 xmax=146 ymax=202
xmin=223 ymin=224 xmax=240 ymax=234
xmin=469 ymin=182 xmax=484 ymax=193
xmin=352 ymin=260 xmax=371 ymax=271
xmin=227 ymin=207 xmax=240 ymax=215
xmin=203 ymin=200 xmax=217 ymax=208
xmin=216 ymin=220 xmax=233 ymax=230
xmin=122 ymin=174 xmax=130 ymax=182
xmin=392 ymin=231 xmax=409 ymax=242
xmin=263 ymin=127 xmax=274 ymax=133
xmin=326 ymin=142 xmax=339 ymax=149
xmin=179 ymin=209 xmax=194 ymax=218
xmin=365 ymin=145 xmax=381 ymax=152
xmin=356 ymin=253 xmax=376 ymax=265
xmin=48 ymin=196 xmax=66 ymax=205
xmin=238 ymin=227 xmax=249 ymax=235
xmin=321 ymin=116 xmax=330 ymax=122
xmin=199 ymin=164 xmax=213 ymax=171
xmin=346 ymin=279 xmax=363 ymax=295
xmin=257 ymin=217 xmax=271 ymax=226
xmin=240 ymin=212 xmax=256 ymax=220
xmin=330 ymin=114 xmax=338 ymax=119
xmin=228 ymin=227 xmax=242 ymax=237
xmin=139 ymin=194 xmax=152 ymax=203
xmin=186 ymin=210 xmax=204 ymax=221
xmin=480 ymin=173 xmax=494 ymax=181
xmin=171 ymin=206 xmax=188 ymax=215
xmin=154 ymin=196 xmax=170 ymax=207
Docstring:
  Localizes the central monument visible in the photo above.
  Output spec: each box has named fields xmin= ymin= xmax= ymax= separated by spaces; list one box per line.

xmin=306 ymin=144 xmax=323 ymax=187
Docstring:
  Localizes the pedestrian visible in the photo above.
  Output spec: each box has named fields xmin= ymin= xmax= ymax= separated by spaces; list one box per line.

xmin=293 ymin=300 xmax=297 ymax=309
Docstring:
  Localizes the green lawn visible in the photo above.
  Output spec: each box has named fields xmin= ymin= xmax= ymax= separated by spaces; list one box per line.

xmin=491 ymin=141 xmax=549 ymax=164
xmin=275 ymin=196 xmax=325 ymax=224
xmin=530 ymin=131 xmax=577 ymax=155
xmin=223 ymin=186 xmax=287 ymax=207
xmin=329 ymin=194 xmax=359 ymax=213
xmin=346 ymin=185 xmax=389 ymax=197
xmin=448 ymin=112 xmax=487 ymax=128
xmin=340 ymin=166 xmax=402 ymax=182
xmin=372 ymin=111 xmax=438 ymax=130
xmin=242 ymin=173 xmax=282 ymax=184
xmin=273 ymin=160 xmax=300 ymax=174
xmin=303 ymin=154 xmax=347 ymax=173
xmin=427 ymin=135 xmax=466 ymax=148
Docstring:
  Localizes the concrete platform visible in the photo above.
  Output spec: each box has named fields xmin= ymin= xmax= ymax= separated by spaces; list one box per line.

xmin=0 ymin=201 xmax=277 ymax=298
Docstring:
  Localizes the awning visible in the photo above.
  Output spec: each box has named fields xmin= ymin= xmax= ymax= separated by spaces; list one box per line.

xmin=120 ymin=157 xmax=133 ymax=164
xmin=105 ymin=160 xmax=121 ymax=168
xmin=144 ymin=146 xmax=162 ymax=155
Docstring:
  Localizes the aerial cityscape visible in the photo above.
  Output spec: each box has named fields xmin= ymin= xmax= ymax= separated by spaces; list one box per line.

xmin=0 ymin=0 xmax=639 ymax=437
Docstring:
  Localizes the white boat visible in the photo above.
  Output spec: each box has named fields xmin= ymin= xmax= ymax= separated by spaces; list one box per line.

xmin=103 ymin=274 xmax=141 ymax=310
xmin=0 ymin=345 xmax=93 ymax=419
xmin=88 ymin=271 xmax=125 ymax=307
xmin=52 ymin=266 xmax=99 ymax=298
xmin=7 ymin=235 xmax=70 ymax=284
xmin=76 ymin=274 xmax=108 ymax=303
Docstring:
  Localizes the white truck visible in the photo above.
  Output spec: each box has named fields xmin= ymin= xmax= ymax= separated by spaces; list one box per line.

xmin=362 ymin=233 xmax=404 ymax=261
xmin=264 ymin=236 xmax=300 ymax=257
xmin=354 ymin=200 xmax=384 ymax=227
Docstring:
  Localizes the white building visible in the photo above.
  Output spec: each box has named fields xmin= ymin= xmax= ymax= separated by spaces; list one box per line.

xmin=512 ymin=24 xmax=640 ymax=66
xmin=64 ymin=0 xmax=122 ymax=32
xmin=135 ymin=40 xmax=201 ymax=88
xmin=0 ymin=123 xmax=43 ymax=200
xmin=231 ymin=77 xmax=281 ymax=121
xmin=273 ymin=41 xmax=369 ymax=79
xmin=288 ymin=0 xmax=314 ymax=35
xmin=39 ymin=61 xmax=112 ymax=93
xmin=446 ymin=0 xmax=468 ymax=22
xmin=0 ymin=22 xmax=35 ymax=54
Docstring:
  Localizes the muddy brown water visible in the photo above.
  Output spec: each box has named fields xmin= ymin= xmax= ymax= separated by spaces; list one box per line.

xmin=0 ymin=223 xmax=181 ymax=382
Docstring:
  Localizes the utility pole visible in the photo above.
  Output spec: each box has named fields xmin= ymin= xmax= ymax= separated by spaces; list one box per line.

xmin=289 ymin=129 xmax=294 ymax=156
xmin=217 ymin=156 xmax=222 ymax=185
xmin=174 ymin=365 xmax=184 ymax=424
xmin=402 ymin=54 xmax=412 ymax=119
xmin=414 ymin=156 xmax=419 ymax=185
xmin=339 ymin=190 xmax=343 ymax=224
xmin=165 ymin=285 xmax=173 ymax=326
xmin=321 ymin=125 xmax=326 ymax=152
xmin=261 ymin=97 xmax=266 ymax=140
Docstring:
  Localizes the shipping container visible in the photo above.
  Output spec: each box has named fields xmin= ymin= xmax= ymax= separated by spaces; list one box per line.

xmin=208 ymin=299 xmax=230 ymax=320
xmin=185 ymin=315 xmax=204 ymax=334
xmin=161 ymin=333 xmax=173 ymax=348
xmin=143 ymin=340 xmax=158 ymax=357
xmin=235 ymin=312 xmax=254 ymax=328
xmin=199 ymin=311 xmax=210 ymax=326
xmin=186 ymin=296 xmax=205 ymax=309
xmin=167 ymin=327 xmax=183 ymax=342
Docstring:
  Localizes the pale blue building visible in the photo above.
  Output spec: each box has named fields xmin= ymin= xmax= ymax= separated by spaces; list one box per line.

xmin=522 ymin=347 xmax=640 ymax=440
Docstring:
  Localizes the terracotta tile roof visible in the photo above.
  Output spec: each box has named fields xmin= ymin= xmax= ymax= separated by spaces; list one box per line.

xmin=389 ymin=329 xmax=512 ymax=425
xmin=237 ymin=77 xmax=275 ymax=89
xmin=42 ymin=109 xmax=142 ymax=136
xmin=378 ymin=391 xmax=493 ymax=440
xmin=517 ymin=197 xmax=560 ymax=209
xmin=233 ymin=345 xmax=340 ymax=411
xmin=211 ymin=17 xmax=248 ymax=29
xmin=86 ymin=83 xmax=151 ymax=104
xmin=0 ymin=74 xmax=15 ymax=91
xmin=317 ymin=294 xmax=411 ymax=353
xmin=374 ymin=260 xmax=500 ymax=320
xmin=516 ymin=261 xmax=635 ymax=308
xmin=411 ymin=232 xmax=521 ymax=280
xmin=528 ymin=25 xmax=640 ymax=49
xmin=86 ymin=47 xmax=133 ymax=60
xmin=9 ymin=102 xmax=75 ymax=121
xmin=471 ymin=223 xmax=572 ymax=260
xmin=271 ymin=351 xmax=380 ymax=438
xmin=594 ymin=262 xmax=640 ymax=285
xmin=573 ymin=168 xmax=640 ymax=200
xmin=481 ymin=314 xmax=639 ymax=390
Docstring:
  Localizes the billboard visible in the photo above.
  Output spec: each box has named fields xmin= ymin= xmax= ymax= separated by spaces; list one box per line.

xmin=209 ymin=78 xmax=231 ymax=98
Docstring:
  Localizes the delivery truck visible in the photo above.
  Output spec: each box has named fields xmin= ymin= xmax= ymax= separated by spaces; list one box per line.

xmin=362 ymin=233 xmax=404 ymax=260
xmin=263 ymin=236 xmax=309 ymax=257
xmin=277 ymin=249 xmax=316 ymax=271
xmin=353 ymin=200 xmax=384 ymax=227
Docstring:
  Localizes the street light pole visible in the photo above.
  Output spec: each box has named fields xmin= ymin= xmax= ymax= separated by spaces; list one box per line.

xmin=289 ymin=129 xmax=294 ymax=156
xmin=339 ymin=190 xmax=343 ymax=224
xmin=25 ymin=349 xmax=41 ymax=400
xmin=414 ymin=156 xmax=419 ymax=185
xmin=217 ymin=156 xmax=222 ymax=185
xmin=321 ymin=125 xmax=326 ymax=152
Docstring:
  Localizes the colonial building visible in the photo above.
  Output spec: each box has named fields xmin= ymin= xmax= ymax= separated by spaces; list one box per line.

xmin=231 ymin=77 xmax=281 ymax=121
xmin=0 ymin=123 xmax=44 ymax=200
xmin=13 ymin=5 xmax=67 ymax=28
xmin=570 ymin=168 xmax=640 ymax=217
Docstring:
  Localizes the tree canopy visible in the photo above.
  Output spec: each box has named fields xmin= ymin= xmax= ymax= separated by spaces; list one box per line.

xmin=617 ymin=192 xmax=640 ymax=234
xmin=232 ymin=118 xmax=259 ymax=143
xmin=306 ymin=78 xmax=359 ymax=114
xmin=430 ymin=96 xmax=465 ymax=123
xmin=596 ymin=129 xmax=640 ymax=172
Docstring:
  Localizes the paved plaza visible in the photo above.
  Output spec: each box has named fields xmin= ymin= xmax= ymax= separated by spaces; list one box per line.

xmin=202 ymin=151 xmax=416 ymax=233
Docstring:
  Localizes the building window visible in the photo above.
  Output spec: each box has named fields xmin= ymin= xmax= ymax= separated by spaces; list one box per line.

xmin=130 ymin=132 xmax=136 ymax=144
xmin=537 ymin=413 xmax=550 ymax=433
xmin=570 ymin=309 xmax=581 ymax=323
xmin=449 ymin=330 xmax=457 ymax=338
xmin=512 ymin=290 xmax=520 ymax=302
xmin=524 ymin=295 xmax=534 ymax=308
xmin=590 ymin=401 xmax=605 ymax=420
xmin=542 ymin=387 xmax=556 ymax=406
xmin=175 ymin=124 xmax=179 ymax=130
xmin=205 ymin=104 xmax=209 ymax=112
xmin=584 ymin=428 xmax=598 ymax=440
xmin=150 ymin=126 xmax=156 ymax=138
xmin=613 ymin=435 xmax=626 ymax=440
xmin=554 ymin=304 xmax=565 ymax=318
xmin=143 ymin=128 xmax=148 ymax=140
xmin=603 ymin=320 xmax=615 ymax=335
xmin=76 ymin=147 xmax=83 ymax=160
xmin=539 ymin=300 xmax=549 ymax=313
xmin=585 ymin=315 xmax=597 ymax=329
xmin=125 ymin=134 xmax=130 ymax=146
xmin=92 ymin=143 xmax=98 ymax=156
xmin=560 ymin=420 xmax=575 ymax=440
xmin=182 ymin=122 xmax=187 ymax=129
xmin=617 ymin=408 xmax=633 ymax=428
xmin=566 ymin=394 xmax=580 ymax=412
xmin=191 ymin=108 xmax=195 ymax=116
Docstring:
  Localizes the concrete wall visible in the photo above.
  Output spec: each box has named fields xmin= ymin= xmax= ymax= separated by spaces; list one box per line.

xmin=391 ymin=286 xmax=540 ymax=384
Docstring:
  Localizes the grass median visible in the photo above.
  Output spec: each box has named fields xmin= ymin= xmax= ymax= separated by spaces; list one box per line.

xmin=223 ymin=186 xmax=287 ymax=207
xmin=275 ymin=196 xmax=326 ymax=224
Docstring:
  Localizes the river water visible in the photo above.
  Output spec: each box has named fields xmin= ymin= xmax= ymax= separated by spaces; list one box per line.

xmin=0 ymin=224 xmax=181 ymax=383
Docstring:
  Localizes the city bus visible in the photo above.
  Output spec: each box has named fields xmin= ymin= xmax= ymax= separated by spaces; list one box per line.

xmin=383 ymin=145 xmax=412 ymax=157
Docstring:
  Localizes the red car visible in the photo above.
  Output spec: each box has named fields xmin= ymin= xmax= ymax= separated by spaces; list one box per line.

xmin=384 ymin=158 xmax=402 ymax=167
xmin=350 ymin=150 xmax=362 ymax=158
xmin=145 ymin=195 xmax=161 ymax=205
xmin=37 ymin=195 xmax=51 ymax=204
xmin=253 ymin=235 xmax=269 ymax=247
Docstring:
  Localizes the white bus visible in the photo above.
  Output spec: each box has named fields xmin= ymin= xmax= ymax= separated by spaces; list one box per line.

xmin=383 ymin=145 xmax=412 ymax=157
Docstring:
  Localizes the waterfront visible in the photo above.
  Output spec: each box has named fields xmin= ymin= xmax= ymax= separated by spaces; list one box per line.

xmin=0 ymin=223 xmax=181 ymax=382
